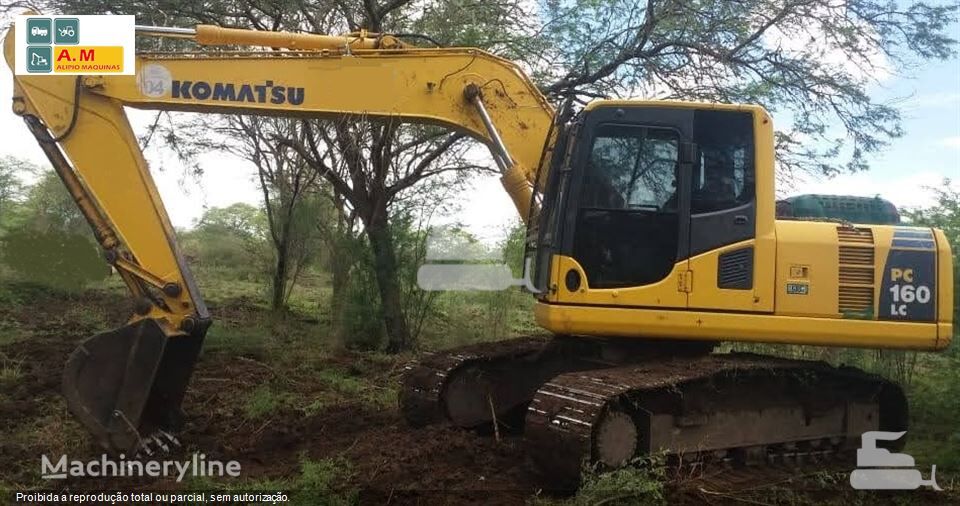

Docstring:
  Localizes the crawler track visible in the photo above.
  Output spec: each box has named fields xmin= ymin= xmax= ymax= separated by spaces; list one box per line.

xmin=399 ymin=339 xmax=908 ymax=487
xmin=399 ymin=336 xmax=556 ymax=427
xmin=525 ymin=353 xmax=906 ymax=485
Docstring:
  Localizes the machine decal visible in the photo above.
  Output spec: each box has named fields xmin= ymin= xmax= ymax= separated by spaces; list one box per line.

xmin=786 ymin=283 xmax=809 ymax=295
xmin=170 ymin=80 xmax=305 ymax=105
xmin=138 ymin=63 xmax=172 ymax=98
xmin=891 ymin=228 xmax=934 ymax=239
xmin=879 ymin=229 xmax=937 ymax=322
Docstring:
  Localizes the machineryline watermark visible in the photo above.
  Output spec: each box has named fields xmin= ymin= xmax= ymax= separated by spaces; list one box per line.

xmin=41 ymin=453 xmax=241 ymax=482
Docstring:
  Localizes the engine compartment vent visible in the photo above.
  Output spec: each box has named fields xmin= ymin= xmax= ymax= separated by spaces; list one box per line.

xmin=837 ymin=227 xmax=875 ymax=244
xmin=717 ymin=247 xmax=753 ymax=290
xmin=837 ymin=227 xmax=875 ymax=315
xmin=839 ymin=246 xmax=874 ymax=266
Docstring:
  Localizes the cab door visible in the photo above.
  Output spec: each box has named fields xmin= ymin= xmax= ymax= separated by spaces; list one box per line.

xmin=686 ymin=109 xmax=773 ymax=312
xmin=552 ymin=106 xmax=694 ymax=309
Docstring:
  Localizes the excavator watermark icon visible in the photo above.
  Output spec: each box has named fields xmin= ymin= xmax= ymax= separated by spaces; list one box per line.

xmin=850 ymin=431 xmax=941 ymax=491
xmin=416 ymin=227 xmax=538 ymax=292
xmin=30 ymin=52 xmax=48 ymax=67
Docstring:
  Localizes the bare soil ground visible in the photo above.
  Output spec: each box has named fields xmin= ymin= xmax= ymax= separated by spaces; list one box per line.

xmin=0 ymin=286 xmax=542 ymax=504
xmin=0 ymin=285 xmax=954 ymax=505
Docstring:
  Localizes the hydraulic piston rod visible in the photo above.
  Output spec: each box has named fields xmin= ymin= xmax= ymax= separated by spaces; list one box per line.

xmin=464 ymin=83 xmax=537 ymax=219
xmin=134 ymin=24 xmax=406 ymax=50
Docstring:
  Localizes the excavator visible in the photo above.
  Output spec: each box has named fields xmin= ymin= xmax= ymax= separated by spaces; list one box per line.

xmin=2 ymin=20 xmax=954 ymax=485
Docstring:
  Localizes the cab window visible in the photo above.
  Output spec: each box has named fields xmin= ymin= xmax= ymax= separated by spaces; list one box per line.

xmin=692 ymin=111 xmax=754 ymax=213
xmin=581 ymin=125 xmax=680 ymax=211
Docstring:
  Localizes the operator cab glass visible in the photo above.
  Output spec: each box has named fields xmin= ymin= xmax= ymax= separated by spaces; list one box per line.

xmin=575 ymin=124 xmax=682 ymax=287
xmin=540 ymin=104 xmax=757 ymax=292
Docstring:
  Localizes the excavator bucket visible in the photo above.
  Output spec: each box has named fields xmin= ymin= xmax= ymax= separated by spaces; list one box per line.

xmin=62 ymin=318 xmax=208 ymax=453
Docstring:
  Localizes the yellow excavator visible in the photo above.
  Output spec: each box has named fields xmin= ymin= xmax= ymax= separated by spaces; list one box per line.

xmin=2 ymin=20 xmax=954 ymax=483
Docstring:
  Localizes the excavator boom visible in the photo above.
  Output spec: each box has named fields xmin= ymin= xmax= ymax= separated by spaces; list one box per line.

xmin=3 ymin=22 xmax=553 ymax=453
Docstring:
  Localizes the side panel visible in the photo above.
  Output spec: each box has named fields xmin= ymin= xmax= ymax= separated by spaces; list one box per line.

xmin=773 ymin=221 xmax=840 ymax=317
xmin=551 ymin=255 xmax=688 ymax=308
xmin=535 ymin=303 xmax=940 ymax=350
xmin=687 ymin=238 xmax=774 ymax=312
xmin=934 ymin=228 xmax=955 ymax=347
xmin=877 ymin=227 xmax=938 ymax=322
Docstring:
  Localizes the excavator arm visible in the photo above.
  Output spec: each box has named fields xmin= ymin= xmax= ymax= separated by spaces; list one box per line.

xmin=2 ymin=22 xmax=555 ymax=453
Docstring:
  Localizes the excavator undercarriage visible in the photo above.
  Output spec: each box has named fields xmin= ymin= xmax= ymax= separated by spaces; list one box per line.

xmin=400 ymin=336 xmax=908 ymax=486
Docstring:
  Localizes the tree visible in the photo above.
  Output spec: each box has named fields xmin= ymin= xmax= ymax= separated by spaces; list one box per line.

xmin=313 ymin=185 xmax=361 ymax=343
xmin=219 ymin=116 xmax=329 ymax=310
xmin=900 ymin=180 xmax=960 ymax=468
xmin=18 ymin=171 xmax=89 ymax=234
xmin=180 ymin=203 xmax=271 ymax=278
xmin=127 ymin=0 xmax=511 ymax=351
xmin=0 ymin=156 xmax=35 ymax=227
xmin=278 ymin=119 xmax=484 ymax=351
xmin=530 ymin=0 xmax=957 ymax=178
xmin=194 ymin=202 xmax=268 ymax=241
xmin=229 ymin=0 xmax=522 ymax=350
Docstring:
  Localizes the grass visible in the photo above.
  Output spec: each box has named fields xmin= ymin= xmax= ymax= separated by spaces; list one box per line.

xmin=5 ymin=400 xmax=91 ymax=488
xmin=292 ymin=457 xmax=357 ymax=505
xmin=419 ymin=289 xmax=537 ymax=349
xmin=239 ymin=353 xmax=398 ymax=420
xmin=292 ymin=361 xmax=399 ymax=412
xmin=181 ymin=456 xmax=357 ymax=506
xmin=0 ymin=320 xmax=29 ymax=347
xmin=58 ymin=304 xmax=109 ymax=331
xmin=204 ymin=325 xmax=272 ymax=360
xmin=0 ymin=283 xmax=23 ymax=307
xmin=294 ymin=365 xmax=398 ymax=413
xmin=244 ymin=384 xmax=294 ymax=420
xmin=27 ymin=403 xmax=90 ymax=456
xmin=536 ymin=459 xmax=667 ymax=506
xmin=315 ymin=369 xmax=364 ymax=395
xmin=0 ymin=357 xmax=22 ymax=383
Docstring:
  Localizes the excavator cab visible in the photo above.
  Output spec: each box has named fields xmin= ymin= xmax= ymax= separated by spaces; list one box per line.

xmin=532 ymin=103 xmax=759 ymax=298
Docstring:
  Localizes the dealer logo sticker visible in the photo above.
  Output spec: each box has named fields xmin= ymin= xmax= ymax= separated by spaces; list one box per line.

xmin=14 ymin=15 xmax=135 ymax=75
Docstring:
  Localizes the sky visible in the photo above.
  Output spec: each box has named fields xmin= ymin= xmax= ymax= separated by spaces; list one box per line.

xmin=0 ymin=16 xmax=958 ymax=243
